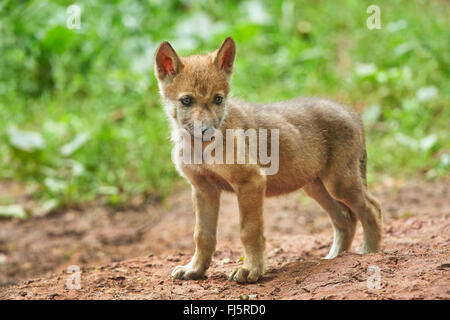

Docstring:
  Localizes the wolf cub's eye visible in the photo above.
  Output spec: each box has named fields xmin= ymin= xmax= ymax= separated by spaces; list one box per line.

xmin=214 ymin=95 xmax=224 ymax=106
xmin=180 ymin=96 xmax=193 ymax=107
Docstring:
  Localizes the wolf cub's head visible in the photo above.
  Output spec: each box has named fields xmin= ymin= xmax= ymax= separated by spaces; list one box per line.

xmin=154 ymin=37 xmax=236 ymax=138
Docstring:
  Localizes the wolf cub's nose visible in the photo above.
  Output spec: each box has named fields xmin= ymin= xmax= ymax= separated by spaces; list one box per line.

xmin=201 ymin=125 xmax=214 ymax=135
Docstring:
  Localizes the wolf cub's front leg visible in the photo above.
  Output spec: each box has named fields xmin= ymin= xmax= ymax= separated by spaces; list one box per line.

xmin=172 ymin=180 xmax=221 ymax=280
xmin=229 ymin=175 xmax=266 ymax=283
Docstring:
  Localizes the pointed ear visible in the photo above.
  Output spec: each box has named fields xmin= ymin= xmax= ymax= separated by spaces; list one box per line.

xmin=214 ymin=37 xmax=236 ymax=76
xmin=154 ymin=41 xmax=183 ymax=82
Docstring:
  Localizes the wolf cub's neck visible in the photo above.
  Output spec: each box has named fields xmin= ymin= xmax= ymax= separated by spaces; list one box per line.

xmin=219 ymin=98 xmax=253 ymax=131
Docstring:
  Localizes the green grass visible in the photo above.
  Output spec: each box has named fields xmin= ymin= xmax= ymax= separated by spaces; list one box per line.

xmin=0 ymin=0 xmax=448 ymax=211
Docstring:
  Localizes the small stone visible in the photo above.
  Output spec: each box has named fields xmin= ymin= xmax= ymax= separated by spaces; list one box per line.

xmin=437 ymin=263 xmax=450 ymax=270
xmin=166 ymin=257 xmax=180 ymax=262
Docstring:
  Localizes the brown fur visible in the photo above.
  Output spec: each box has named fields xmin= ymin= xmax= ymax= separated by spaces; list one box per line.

xmin=154 ymin=37 xmax=383 ymax=283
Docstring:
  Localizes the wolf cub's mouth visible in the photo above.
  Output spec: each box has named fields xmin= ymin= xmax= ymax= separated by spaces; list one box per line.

xmin=190 ymin=128 xmax=218 ymax=142
xmin=183 ymin=125 xmax=218 ymax=141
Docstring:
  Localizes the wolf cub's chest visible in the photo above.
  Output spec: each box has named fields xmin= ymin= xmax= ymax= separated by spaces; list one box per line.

xmin=183 ymin=162 xmax=235 ymax=192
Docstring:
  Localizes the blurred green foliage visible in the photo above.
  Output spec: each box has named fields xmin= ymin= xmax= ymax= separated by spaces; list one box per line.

xmin=0 ymin=0 xmax=448 ymax=211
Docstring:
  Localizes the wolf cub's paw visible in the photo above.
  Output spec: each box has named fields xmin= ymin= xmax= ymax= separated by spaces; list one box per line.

xmin=229 ymin=266 xmax=263 ymax=283
xmin=171 ymin=264 xmax=205 ymax=280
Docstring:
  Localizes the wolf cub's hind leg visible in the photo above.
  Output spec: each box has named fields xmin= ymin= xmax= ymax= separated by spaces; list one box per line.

xmin=322 ymin=171 xmax=383 ymax=254
xmin=303 ymin=179 xmax=357 ymax=259
xmin=171 ymin=179 xmax=221 ymax=280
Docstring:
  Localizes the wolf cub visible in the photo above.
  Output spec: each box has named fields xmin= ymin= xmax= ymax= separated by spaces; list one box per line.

xmin=154 ymin=37 xmax=382 ymax=283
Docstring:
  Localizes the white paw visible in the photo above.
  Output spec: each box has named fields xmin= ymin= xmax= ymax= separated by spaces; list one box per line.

xmin=229 ymin=266 xmax=263 ymax=283
xmin=171 ymin=264 xmax=205 ymax=280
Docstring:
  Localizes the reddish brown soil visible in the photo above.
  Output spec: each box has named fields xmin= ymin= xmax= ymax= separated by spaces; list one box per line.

xmin=0 ymin=178 xmax=449 ymax=299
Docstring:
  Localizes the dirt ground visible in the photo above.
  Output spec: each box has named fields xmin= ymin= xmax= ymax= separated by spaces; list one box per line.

xmin=0 ymin=177 xmax=449 ymax=300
